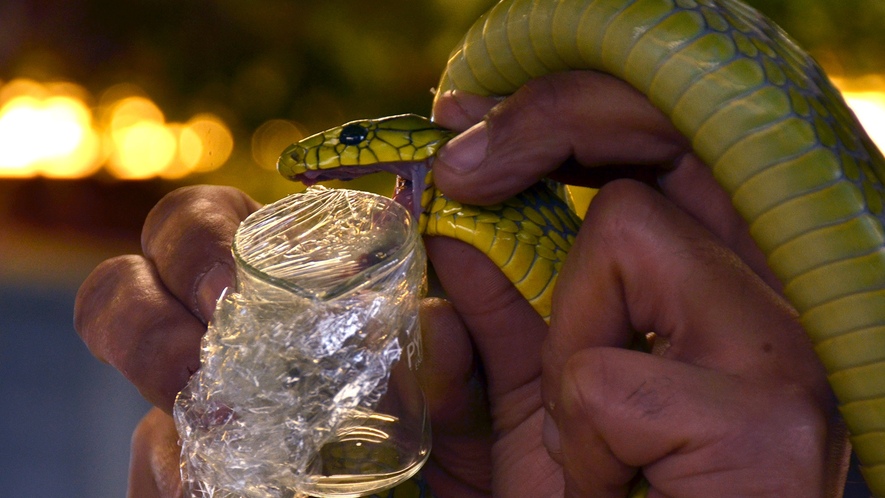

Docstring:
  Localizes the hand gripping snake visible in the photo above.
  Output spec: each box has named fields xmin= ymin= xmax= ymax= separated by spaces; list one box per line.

xmin=278 ymin=0 xmax=885 ymax=495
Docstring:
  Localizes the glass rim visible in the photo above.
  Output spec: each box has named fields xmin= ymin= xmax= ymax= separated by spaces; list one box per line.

xmin=231 ymin=187 xmax=421 ymax=301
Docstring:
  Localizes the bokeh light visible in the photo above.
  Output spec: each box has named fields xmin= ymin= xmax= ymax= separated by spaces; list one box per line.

xmin=106 ymin=96 xmax=175 ymax=179
xmin=251 ymin=119 xmax=304 ymax=170
xmin=0 ymin=79 xmax=234 ymax=180
xmin=832 ymin=77 xmax=885 ymax=153
xmin=180 ymin=115 xmax=235 ymax=174
xmin=0 ymin=73 xmax=883 ymax=182
xmin=842 ymin=92 xmax=885 ymax=152
xmin=0 ymin=87 xmax=101 ymax=178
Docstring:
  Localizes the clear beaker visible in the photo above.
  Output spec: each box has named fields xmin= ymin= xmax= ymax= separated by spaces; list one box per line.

xmin=174 ymin=186 xmax=430 ymax=498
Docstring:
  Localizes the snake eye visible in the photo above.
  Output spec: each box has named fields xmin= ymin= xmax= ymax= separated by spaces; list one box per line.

xmin=339 ymin=124 xmax=369 ymax=146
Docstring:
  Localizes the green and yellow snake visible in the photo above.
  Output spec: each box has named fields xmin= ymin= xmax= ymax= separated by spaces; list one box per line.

xmin=278 ymin=0 xmax=885 ymax=495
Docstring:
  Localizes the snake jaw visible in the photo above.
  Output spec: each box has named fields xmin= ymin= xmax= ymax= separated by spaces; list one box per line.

xmin=292 ymin=165 xmax=389 ymax=185
xmin=288 ymin=160 xmax=429 ymax=222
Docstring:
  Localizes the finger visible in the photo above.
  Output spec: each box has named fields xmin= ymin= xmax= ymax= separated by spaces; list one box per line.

xmin=419 ymin=297 xmax=489 ymax=434
xmin=433 ymin=71 xmax=689 ymax=205
xmin=425 ymin=237 xmax=562 ymax=495
xmin=548 ymin=347 xmax=829 ymax=497
xmin=541 ymin=180 xmax=835 ymax=496
xmin=544 ymin=180 xmax=817 ymax=383
xmin=548 ymin=348 xmax=724 ymax=497
xmin=418 ymin=297 xmax=493 ymax=495
xmin=658 ymin=153 xmax=782 ymax=292
xmin=432 ymin=90 xmax=500 ymax=132
xmin=425 ymin=236 xmax=546 ymax=401
xmin=74 ymin=255 xmax=203 ymax=411
xmin=435 ymin=72 xmax=777 ymax=291
xmin=141 ymin=186 xmax=261 ymax=323
xmin=129 ymin=408 xmax=184 ymax=498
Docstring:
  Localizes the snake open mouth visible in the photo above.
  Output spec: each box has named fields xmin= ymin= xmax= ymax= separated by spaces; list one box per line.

xmin=295 ymin=161 xmax=428 ymax=221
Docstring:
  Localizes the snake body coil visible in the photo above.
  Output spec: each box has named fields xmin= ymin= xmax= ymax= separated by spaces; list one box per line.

xmin=281 ymin=0 xmax=885 ymax=494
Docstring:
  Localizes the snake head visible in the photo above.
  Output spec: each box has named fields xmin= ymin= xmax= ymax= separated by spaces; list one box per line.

xmin=277 ymin=114 xmax=455 ymax=220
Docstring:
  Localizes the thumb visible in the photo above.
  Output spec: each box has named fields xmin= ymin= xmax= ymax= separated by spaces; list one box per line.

xmin=546 ymin=348 xmax=749 ymax=498
xmin=432 ymin=71 xmax=686 ymax=205
xmin=545 ymin=346 xmax=837 ymax=498
xmin=432 ymin=90 xmax=500 ymax=132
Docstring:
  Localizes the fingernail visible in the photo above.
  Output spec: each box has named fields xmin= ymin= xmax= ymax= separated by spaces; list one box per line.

xmin=437 ymin=121 xmax=489 ymax=174
xmin=449 ymin=90 xmax=502 ymax=121
xmin=542 ymin=412 xmax=562 ymax=456
xmin=195 ymin=263 xmax=234 ymax=323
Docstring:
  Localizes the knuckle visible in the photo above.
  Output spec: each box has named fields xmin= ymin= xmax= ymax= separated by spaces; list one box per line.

xmin=74 ymin=255 xmax=145 ymax=355
xmin=487 ymin=74 xmax=562 ymax=137
xmin=142 ymin=186 xmax=255 ymax=257
xmin=585 ymin=179 xmax=662 ymax=248
xmin=141 ymin=193 xmax=243 ymax=310
xmin=75 ymin=254 xmax=201 ymax=408
xmin=558 ymin=349 xmax=608 ymax=418
xmin=141 ymin=186 xmax=207 ymax=242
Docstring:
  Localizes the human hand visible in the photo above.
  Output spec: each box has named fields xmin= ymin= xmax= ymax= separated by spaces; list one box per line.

xmin=75 ymin=186 xmax=262 ymax=413
xmin=424 ymin=71 xmax=849 ymax=496
xmin=72 ymin=70 xmax=849 ymax=497
xmin=74 ymin=186 xmax=262 ymax=497
xmin=70 ymin=185 xmax=517 ymax=497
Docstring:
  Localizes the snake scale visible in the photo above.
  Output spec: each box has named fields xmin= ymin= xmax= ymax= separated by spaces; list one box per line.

xmin=278 ymin=0 xmax=885 ymax=495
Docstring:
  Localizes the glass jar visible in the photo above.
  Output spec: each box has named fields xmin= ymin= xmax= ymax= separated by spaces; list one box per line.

xmin=175 ymin=186 xmax=430 ymax=498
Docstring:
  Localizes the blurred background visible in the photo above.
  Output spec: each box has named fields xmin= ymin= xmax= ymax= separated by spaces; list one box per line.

xmin=0 ymin=0 xmax=881 ymax=496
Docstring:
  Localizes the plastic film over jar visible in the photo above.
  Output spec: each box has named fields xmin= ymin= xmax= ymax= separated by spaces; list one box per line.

xmin=173 ymin=186 xmax=430 ymax=498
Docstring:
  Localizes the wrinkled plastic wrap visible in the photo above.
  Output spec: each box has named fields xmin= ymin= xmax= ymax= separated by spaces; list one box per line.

xmin=173 ymin=186 xmax=429 ymax=498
